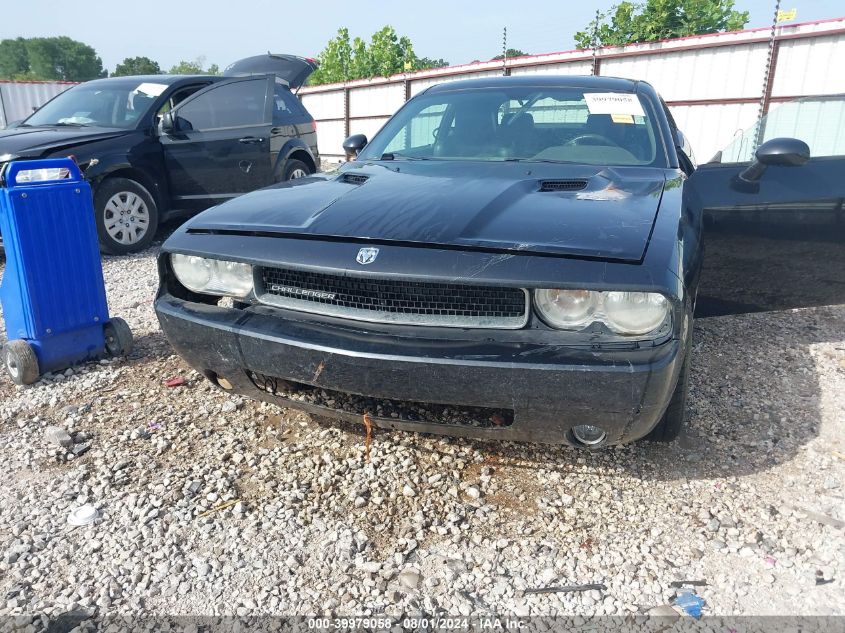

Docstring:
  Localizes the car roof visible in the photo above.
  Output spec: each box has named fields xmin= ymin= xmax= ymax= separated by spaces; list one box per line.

xmin=425 ymin=74 xmax=642 ymax=94
xmin=78 ymin=75 xmax=225 ymax=88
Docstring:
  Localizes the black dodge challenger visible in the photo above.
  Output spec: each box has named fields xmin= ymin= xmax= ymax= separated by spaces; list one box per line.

xmin=154 ymin=76 xmax=844 ymax=447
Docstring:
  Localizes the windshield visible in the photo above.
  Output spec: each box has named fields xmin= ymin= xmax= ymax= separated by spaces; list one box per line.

xmin=23 ymin=81 xmax=168 ymax=129
xmin=358 ymin=86 xmax=665 ymax=166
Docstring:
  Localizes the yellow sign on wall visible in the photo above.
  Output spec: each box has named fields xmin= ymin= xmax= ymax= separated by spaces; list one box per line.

xmin=776 ymin=8 xmax=798 ymax=23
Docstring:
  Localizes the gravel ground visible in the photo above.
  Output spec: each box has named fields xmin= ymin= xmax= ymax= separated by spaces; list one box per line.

xmin=0 ymin=244 xmax=843 ymax=625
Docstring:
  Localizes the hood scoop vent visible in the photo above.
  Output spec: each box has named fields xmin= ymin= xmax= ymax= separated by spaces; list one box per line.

xmin=539 ymin=179 xmax=588 ymax=192
xmin=339 ymin=173 xmax=370 ymax=185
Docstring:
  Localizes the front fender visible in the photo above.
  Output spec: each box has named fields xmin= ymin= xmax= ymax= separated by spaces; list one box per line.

xmin=79 ymin=155 xmax=166 ymax=209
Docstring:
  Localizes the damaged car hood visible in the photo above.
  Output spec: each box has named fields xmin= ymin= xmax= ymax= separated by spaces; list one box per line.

xmin=187 ymin=161 xmax=668 ymax=262
xmin=0 ymin=125 xmax=131 ymax=157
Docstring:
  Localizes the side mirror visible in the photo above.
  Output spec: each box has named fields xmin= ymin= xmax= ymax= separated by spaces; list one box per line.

xmin=739 ymin=137 xmax=810 ymax=182
xmin=343 ymin=134 xmax=368 ymax=161
xmin=160 ymin=111 xmax=176 ymax=135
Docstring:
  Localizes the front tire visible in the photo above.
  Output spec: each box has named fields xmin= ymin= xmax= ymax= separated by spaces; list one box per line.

xmin=645 ymin=330 xmax=693 ymax=443
xmin=4 ymin=340 xmax=40 ymax=385
xmin=282 ymin=159 xmax=311 ymax=181
xmin=94 ymin=177 xmax=159 ymax=255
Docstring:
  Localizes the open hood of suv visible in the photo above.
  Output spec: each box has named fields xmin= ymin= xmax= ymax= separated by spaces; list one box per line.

xmin=224 ymin=54 xmax=318 ymax=89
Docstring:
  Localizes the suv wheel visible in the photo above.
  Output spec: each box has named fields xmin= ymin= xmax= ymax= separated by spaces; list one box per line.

xmin=283 ymin=159 xmax=311 ymax=181
xmin=94 ymin=177 xmax=159 ymax=255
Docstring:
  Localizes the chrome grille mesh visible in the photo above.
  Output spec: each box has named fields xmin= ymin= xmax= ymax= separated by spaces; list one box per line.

xmin=257 ymin=267 xmax=528 ymax=328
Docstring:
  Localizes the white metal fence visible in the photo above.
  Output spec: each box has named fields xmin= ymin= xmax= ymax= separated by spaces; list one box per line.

xmin=0 ymin=81 xmax=74 ymax=128
xmin=300 ymin=17 xmax=845 ymax=164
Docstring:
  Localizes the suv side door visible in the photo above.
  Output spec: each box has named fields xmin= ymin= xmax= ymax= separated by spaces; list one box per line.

xmin=159 ymin=76 xmax=273 ymax=208
xmin=686 ymin=96 xmax=845 ymax=317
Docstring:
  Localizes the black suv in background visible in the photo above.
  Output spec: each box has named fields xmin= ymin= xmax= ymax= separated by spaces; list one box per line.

xmin=0 ymin=55 xmax=320 ymax=254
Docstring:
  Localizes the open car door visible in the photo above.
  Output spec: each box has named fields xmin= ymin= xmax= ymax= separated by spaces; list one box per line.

xmin=689 ymin=95 xmax=845 ymax=317
xmin=159 ymin=76 xmax=274 ymax=209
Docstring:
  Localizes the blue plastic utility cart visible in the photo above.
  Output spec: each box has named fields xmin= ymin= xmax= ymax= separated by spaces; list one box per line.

xmin=0 ymin=158 xmax=132 ymax=385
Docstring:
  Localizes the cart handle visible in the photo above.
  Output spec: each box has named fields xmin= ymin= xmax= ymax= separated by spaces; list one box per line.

xmin=3 ymin=158 xmax=83 ymax=188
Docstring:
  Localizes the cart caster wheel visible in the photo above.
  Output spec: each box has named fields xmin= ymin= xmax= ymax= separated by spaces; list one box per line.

xmin=4 ymin=340 xmax=40 ymax=385
xmin=104 ymin=317 xmax=133 ymax=357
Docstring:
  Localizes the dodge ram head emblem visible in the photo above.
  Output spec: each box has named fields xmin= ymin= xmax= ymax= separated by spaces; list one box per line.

xmin=356 ymin=247 xmax=379 ymax=265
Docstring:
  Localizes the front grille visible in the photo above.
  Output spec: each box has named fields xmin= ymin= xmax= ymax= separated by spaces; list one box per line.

xmin=257 ymin=266 xmax=528 ymax=328
xmin=539 ymin=179 xmax=588 ymax=192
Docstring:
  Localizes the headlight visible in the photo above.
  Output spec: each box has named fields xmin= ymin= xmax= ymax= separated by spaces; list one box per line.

xmin=534 ymin=289 xmax=669 ymax=336
xmin=603 ymin=291 xmax=669 ymax=335
xmin=171 ymin=254 xmax=253 ymax=298
xmin=534 ymin=289 xmax=597 ymax=328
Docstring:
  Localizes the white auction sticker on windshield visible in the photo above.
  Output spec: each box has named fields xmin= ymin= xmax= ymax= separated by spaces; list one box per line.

xmin=135 ymin=82 xmax=167 ymax=97
xmin=584 ymin=92 xmax=645 ymax=116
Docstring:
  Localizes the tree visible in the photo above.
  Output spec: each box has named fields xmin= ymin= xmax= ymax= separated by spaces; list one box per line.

xmin=308 ymin=26 xmax=450 ymax=85
xmin=367 ymin=26 xmax=416 ymax=78
xmin=417 ymin=57 xmax=450 ymax=69
xmin=113 ymin=56 xmax=161 ymax=77
xmin=491 ymin=48 xmax=527 ymax=61
xmin=0 ymin=38 xmax=29 ymax=79
xmin=575 ymin=0 xmax=749 ymax=49
xmin=167 ymin=56 xmax=219 ymax=75
xmin=0 ymin=36 xmax=105 ymax=81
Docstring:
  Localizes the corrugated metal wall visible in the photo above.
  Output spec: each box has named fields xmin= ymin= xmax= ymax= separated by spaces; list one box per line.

xmin=0 ymin=81 xmax=74 ymax=128
xmin=301 ymin=18 xmax=845 ymax=163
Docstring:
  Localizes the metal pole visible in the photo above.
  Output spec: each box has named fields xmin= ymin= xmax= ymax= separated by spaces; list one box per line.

xmin=0 ymin=84 xmax=7 ymax=129
xmin=591 ymin=9 xmax=601 ymax=76
xmin=502 ymin=27 xmax=508 ymax=76
xmin=754 ymin=0 xmax=781 ymax=149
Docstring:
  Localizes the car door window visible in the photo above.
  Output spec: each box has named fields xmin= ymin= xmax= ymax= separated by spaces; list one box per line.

xmin=273 ymin=82 xmax=305 ymax=124
xmin=719 ymin=96 xmax=845 ymax=163
xmin=175 ymin=79 xmax=268 ymax=131
xmin=157 ymin=84 xmax=209 ymax=118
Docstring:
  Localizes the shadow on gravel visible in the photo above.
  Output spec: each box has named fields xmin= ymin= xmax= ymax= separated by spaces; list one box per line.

xmin=307 ymin=306 xmax=844 ymax=483
xmin=129 ymin=330 xmax=172 ymax=359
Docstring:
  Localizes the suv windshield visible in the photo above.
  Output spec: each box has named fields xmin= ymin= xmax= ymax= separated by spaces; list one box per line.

xmin=23 ymin=80 xmax=168 ymax=129
xmin=358 ymin=86 xmax=665 ymax=166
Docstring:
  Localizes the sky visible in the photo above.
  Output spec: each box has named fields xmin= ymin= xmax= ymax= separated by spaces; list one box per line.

xmin=2 ymin=0 xmax=843 ymax=74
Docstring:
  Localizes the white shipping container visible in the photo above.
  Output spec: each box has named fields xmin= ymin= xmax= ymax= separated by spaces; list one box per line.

xmin=0 ymin=81 xmax=73 ymax=128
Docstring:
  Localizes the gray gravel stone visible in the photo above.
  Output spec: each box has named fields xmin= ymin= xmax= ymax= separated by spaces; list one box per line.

xmin=44 ymin=426 xmax=73 ymax=448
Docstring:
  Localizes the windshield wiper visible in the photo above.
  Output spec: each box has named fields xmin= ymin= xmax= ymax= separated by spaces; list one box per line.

xmin=51 ymin=122 xmax=90 ymax=127
xmin=503 ymin=158 xmax=578 ymax=165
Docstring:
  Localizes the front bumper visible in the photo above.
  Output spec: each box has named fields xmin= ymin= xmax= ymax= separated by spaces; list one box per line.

xmin=155 ymin=293 xmax=685 ymax=446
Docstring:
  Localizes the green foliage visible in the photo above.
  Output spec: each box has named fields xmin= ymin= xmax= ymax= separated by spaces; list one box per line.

xmin=309 ymin=26 xmax=450 ymax=85
xmin=0 ymin=38 xmax=29 ymax=79
xmin=491 ymin=48 xmax=527 ymax=61
xmin=0 ymin=36 xmax=105 ymax=81
xmin=575 ymin=0 xmax=750 ymax=49
xmin=417 ymin=57 xmax=450 ymax=69
xmin=167 ymin=56 xmax=220 ymax=75
xmin=112 ymin=56 xmax=161 ymax=77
